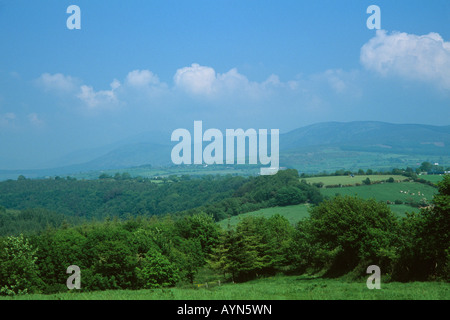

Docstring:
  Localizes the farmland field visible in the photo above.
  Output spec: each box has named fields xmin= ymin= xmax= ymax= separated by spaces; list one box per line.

xmin=303 ymin=175 xmax=407 ymax=186
xmin=418 ymin=175 xmax=445 ymax=184
xmin=217 ymin=204 xmax=310 ymax=229
xmin=388 ymin=204 xmax=420 ymax=216
xmin=320 ymin=182 xmax=437 ymax=203
xmin=71 ymin=165 xmax=260 ymax=180
xmin=1 ymin=275 xmax=448 ymax=300
xmin=217 ymin=181 xmax=439 ymax=228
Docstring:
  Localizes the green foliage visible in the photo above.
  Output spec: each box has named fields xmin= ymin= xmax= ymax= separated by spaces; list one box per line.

xmin=275 ymin=186 xmax=307 ymax=206
xmin=394 ymin=175 xmax=450 ymax=281
xmin=210 ymin=215 xmax=294 ymax=282
xmin=0 ymin=169 xmax=321 ymax=237
xmin=136 ymin=249 xmax=180 ymax=288
xmin=0 ymin=169 xmax=447 ymax=296
xmin=0 ymin=234 xmax=42 ymax=295
xmin=1 ymin=275 xmax=449 ymax=300
xmin=291 ymin=196 xmax=399 ymax=277
xmin=179 ymin=169 xmax=322 ymax=221
xmin=0 ymin=208 xmax=80 ymax=237
xmin=174 ymin=212 xmax=219 ymax=255
xmin=0 ymin=175 xmax=247 ymax=224
xmin=419 ymin=162 xmax=433 ymax=172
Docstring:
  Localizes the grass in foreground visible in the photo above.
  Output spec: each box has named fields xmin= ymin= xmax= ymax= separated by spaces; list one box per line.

xmin=2 ymin=276 xmax=448 ymax=300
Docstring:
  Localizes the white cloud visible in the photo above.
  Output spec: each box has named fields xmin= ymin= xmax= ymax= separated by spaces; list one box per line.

xmin=110 ymin=79 xmax=121 ymax=90
xmin=77 ymin=80 xmax=120 ymax=109
xmin=174 ymin=63 xmax=216 ymax=95
xmin=37 ymin=73 xmax=78 ymax=92
xmin=361 ymin=30 xmax=450 ymax=89
xmin=173 ymin=63 xmax=295 ymax=99
xmin=37 ymin=64 xmax=363 ymax=118
xmin=126 ymin=70 xmax=160 ymax=87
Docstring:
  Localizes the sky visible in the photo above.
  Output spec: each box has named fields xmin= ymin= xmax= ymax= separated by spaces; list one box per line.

xmin=0 ymin=0 xmax=449 ymax=169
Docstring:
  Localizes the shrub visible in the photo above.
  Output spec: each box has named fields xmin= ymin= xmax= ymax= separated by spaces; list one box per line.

xmin=275 ymin=186 xmax=307 ymax=206
xmin=137 ymin=250 xmax=180 ymax=288
xmin=0 ymin=234 xmax=42 ymax=295
xmin=312 ymin=182 xmax=324 ymax=189
xmin=291 ymin=196 xmax=399 ymax=277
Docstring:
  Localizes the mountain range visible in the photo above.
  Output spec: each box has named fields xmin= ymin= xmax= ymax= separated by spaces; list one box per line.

xmin=1 ymin=121 xmax=449 ymax=179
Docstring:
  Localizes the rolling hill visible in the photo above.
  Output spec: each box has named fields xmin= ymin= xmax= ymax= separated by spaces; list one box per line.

xmin=281 ymin=121 xmax=450 ymax=155
xmin=1 ymin=121 xmax=449 ymax=179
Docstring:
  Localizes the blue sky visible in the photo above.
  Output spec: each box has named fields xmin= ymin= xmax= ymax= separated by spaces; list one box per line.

xmin=0 ymin=0 xmax=449 ymax=169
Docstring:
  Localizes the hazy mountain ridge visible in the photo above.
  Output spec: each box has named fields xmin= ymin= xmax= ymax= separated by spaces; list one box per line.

xmin=281 ymin=121 xmax=450 ymax=152
xmin=1 ymin=121 xmax=449 ymax=179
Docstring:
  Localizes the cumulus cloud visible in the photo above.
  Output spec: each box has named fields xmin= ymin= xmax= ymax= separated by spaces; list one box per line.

xmin=37 ymin=73 xmax=78 ymax=92
xmin=173 ymin=63 xmax=294 ymax=98
xmin=77 ymin=80 xmax=121 ymax=109
xmin=361 ymin=30 xmax=450 ymax=89
xmin=37 ymin=63 xmax=363 ymax=118
xmin=126 ymin=70 xmax=161 ymax=87
xmin=174 ymin=63 xmax=216 ymax=95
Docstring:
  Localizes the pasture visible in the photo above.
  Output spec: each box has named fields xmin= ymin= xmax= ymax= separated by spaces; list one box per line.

xmin=2 ymin=275 xmax=448 ymax=300
xmin=303 ymin=175 xmax=406 ymax=187
xmin=217 ymin=204 xmax=310 ymax=229
xmin=418 ymin=174 xmax=445 ymax=184
xmin=217 ymin=180 xmax=439 ymax=228
xmin=320 ymin=182 xmax=437 ymax=203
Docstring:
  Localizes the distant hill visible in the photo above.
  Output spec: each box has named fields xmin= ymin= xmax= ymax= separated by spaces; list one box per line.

xmin=281 ymin=121 xmax=450 ymax=155
xmin=1 ymin=121 xmax=449 ymax=179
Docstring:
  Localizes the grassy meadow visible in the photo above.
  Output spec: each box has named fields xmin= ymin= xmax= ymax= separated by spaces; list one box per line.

xmin=320 ymin=182 xmax=437 ymax=203
xmin=217 ymin=180 xmax=439 ymax=228
xmin=419 ymin=174 xmax=445 ymax=184
xmin=303 ymin=175 xmax=406 ymax=186
xmin=217 ymin=204 xmax=310 ymax=229
xmin=2 ymin=275 xmax=448 ymax=300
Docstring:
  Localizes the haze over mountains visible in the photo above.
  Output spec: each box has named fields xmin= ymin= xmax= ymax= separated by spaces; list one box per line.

xmin=281 ymin=121 xmax=450 ymax=154
xmin=1 ymin=121 xmax=449 ymax=180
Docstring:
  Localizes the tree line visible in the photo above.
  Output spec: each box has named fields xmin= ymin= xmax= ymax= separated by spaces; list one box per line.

xmin=0 ymin=174 xmax=448 ymax=295
xmin=0 ymin=169 xmax=322 ymax=236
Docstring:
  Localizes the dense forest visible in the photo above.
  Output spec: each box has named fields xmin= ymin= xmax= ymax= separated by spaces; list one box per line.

xmin=0 ymin=169 xmax=322 ymax=236
xmin=0 ymin=170 xmax=448 ymax=296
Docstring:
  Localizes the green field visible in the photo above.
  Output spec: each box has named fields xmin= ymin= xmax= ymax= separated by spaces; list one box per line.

xmin=282 ymin=146 xmax=450 ymax=174
xmin=321 ymin=181 xmax=437 ymax=201
xmin=320 ymin=182 xmax=438 ymax=214
xmin=217 ymin=204 xmax=310 ymax=229
xmin=419 ymin=174 xmax=445 ymax=184
xmin=2 ymin=275 xmax=448 ymax=300
xmin=388 ymin=204 xmax=420 ymax=216
xmin=304 ymin=175 xmax=407 ymax=187
xmin=217 ymin=181 xmax=437 ymax=227
xmin=217 ymin=181 xmax=438 ymax=227
xmin=71 ymin=165 xmax=260 ymax=180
